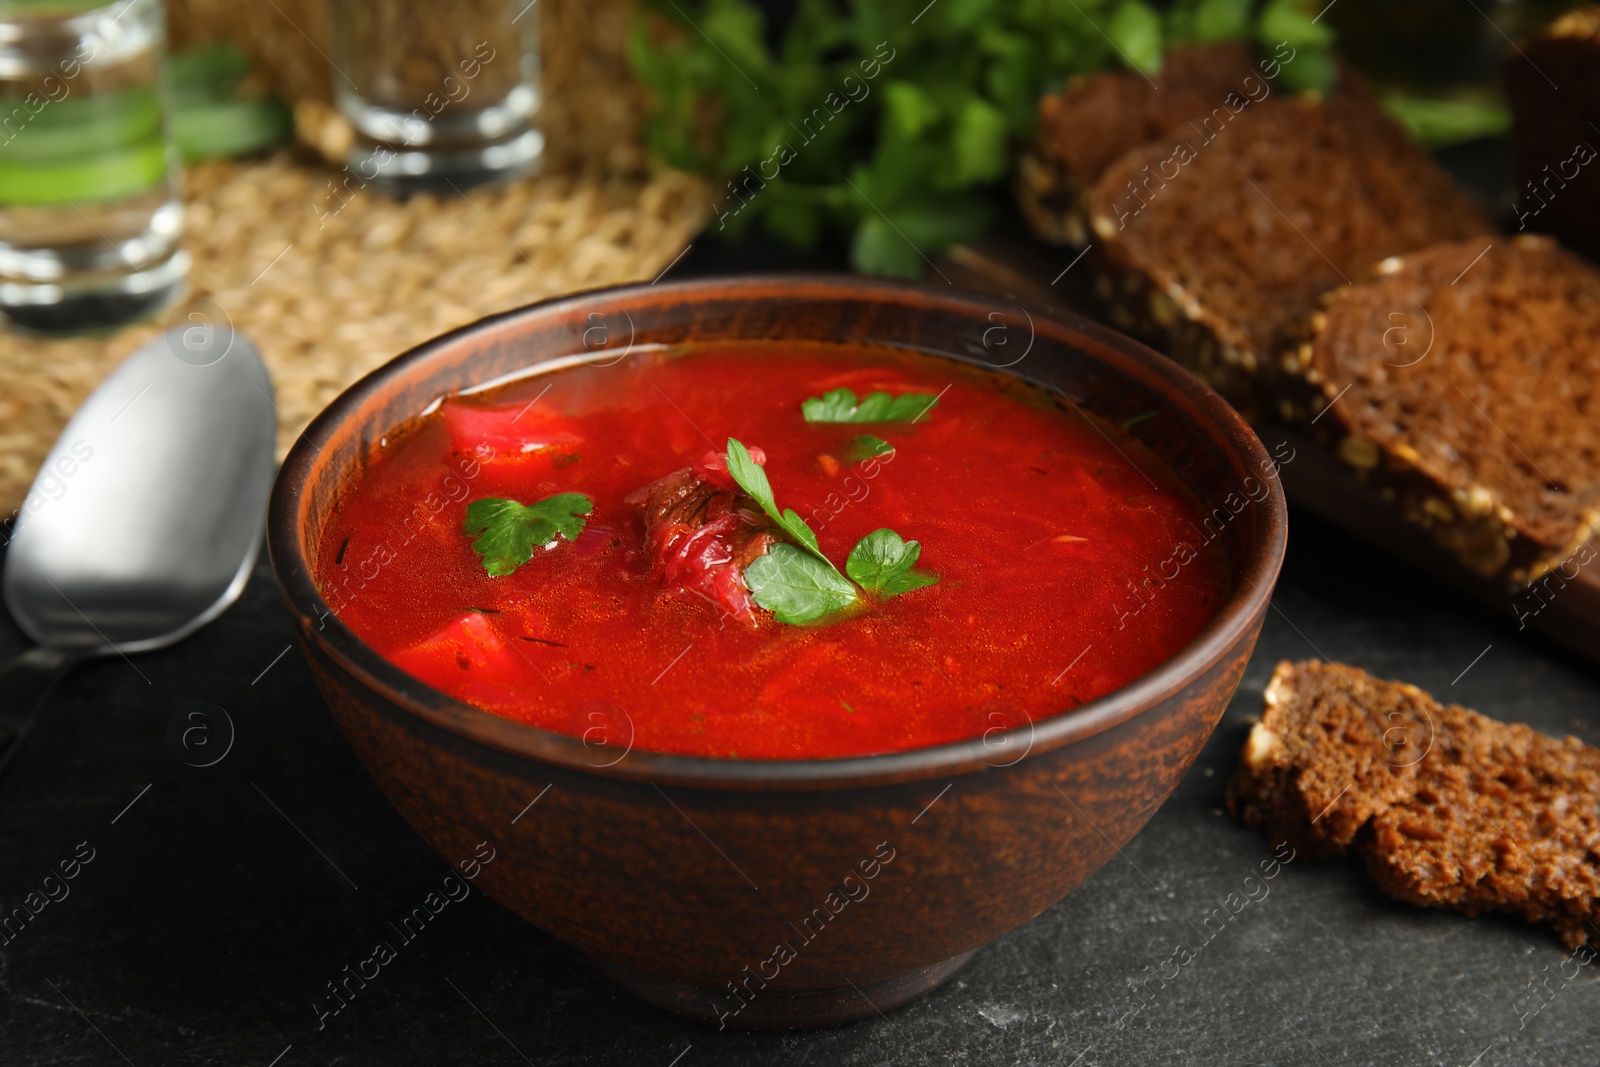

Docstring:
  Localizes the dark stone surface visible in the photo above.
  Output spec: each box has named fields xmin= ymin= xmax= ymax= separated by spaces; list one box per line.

xmin=5 ymin=507 xmax=1597 ymax=1067
xmin=3 ymin=230 xmax=1598 ymax=1067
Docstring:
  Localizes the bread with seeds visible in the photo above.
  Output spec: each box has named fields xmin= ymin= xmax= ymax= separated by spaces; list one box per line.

xmin=1017 ymin=42 xmax=1262 ymax=248
xmin=1085 ymin=90 xmax=1491 ymax=411
xmin=1281 ymin=235 xmax=1600 ymax=583
xmin=1229 ymin=660 xmax=1600 ymax=948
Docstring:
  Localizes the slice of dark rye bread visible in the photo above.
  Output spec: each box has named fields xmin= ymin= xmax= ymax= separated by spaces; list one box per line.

xmin=1016 ymin=42 xmax=1262 ymax=247
xmin=1085 ymin=89 xmax=1492 ymax=411
xmin=1228 ymin=660 xmax=1600 ymax=949
xmin=1504 ymin=7 xmax=1600 ymax=263
xmin=1281 ymin=235 xmax=1600 ymax=583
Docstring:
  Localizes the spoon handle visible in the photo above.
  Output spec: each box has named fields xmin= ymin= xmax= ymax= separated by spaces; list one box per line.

xmin=0 ymin=646 xmax=75 ymax=782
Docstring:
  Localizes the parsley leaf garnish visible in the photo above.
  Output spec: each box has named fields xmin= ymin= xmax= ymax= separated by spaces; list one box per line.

xmin=846 ymin=529 xmax=939 ymax=596
xmin=723 ymin=438 xmax=934 ymax=623
xmin=845 ymin=434 xmax=895 ymax=462
xmin=801 ymin=388 xmax=938 ymax=424
xmin=744 ymin=543 xmax=859 ymax=625
xmin=724 ymin=437 xmax=833 ymax=568
xmin=463 ymin=493 xmax=593 ymax=576
xmin=725 ymin=437 xmax=862 ymax=623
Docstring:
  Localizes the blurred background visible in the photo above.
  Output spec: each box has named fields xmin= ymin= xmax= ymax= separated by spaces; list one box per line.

xmin=0 ymin=0 xmax=1586 ymax=523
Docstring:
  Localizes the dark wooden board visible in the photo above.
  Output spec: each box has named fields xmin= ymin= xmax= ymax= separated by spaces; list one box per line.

xmin=1262 ymin=424 xmax=1600 ymax=662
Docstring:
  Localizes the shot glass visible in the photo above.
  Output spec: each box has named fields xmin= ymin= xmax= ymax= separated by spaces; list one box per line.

xmin=0 ymin=0 xmax=187 ymax=332
xmin=327 ymin=0 xmax=543 ymax=194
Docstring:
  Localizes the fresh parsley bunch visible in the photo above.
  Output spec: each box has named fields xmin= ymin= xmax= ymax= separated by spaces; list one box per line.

xmin=628 ymin=0 xmax=1336 ymax=276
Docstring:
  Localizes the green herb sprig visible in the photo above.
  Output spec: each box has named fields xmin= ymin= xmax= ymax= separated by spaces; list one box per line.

xmin=846 ymin=434 xmax=896 ymax=461
xmin=724 ymin=437 xmax=936 ymax=624
xmin=846 ymin=529 xmax=938 ymax=595
xmin=464 ymin=493 xmax=593 ymax=576
xmin=628 ymin=0 xmax=1337 ymax=277
xmin=745 ymin=544 xmax=860 ymax=625
xmin=802 ymin=388 xmax=938 ymax=424
xmin=724 ymin=438 xmax=837 ymax=566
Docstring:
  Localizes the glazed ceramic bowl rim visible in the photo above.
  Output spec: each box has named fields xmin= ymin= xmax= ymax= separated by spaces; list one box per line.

xmin=268 ymin=274 xmax=1286 ymax=790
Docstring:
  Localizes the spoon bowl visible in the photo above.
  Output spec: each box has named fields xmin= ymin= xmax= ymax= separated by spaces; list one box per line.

xmin=0 ymin=324 xmax=277 ymax=777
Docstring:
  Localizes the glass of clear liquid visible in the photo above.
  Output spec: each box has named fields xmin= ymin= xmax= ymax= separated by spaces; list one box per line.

xmin=0 ymin=0 xmax=187 ymax=332
xmin=327 ymin=0 xmax=542 ymax=196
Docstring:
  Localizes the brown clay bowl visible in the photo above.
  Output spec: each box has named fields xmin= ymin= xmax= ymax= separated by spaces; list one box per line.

xmin=266 ymin=275 xmax=1287 ymax=1030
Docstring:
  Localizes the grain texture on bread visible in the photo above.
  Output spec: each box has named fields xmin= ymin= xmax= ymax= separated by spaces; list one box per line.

xmin=1017 ymin=43 xmax=1261 ymax=247
xmin=1228 ymin=660 xmax=1600 ymax=948
xmin=1283 ymin=235 xmax=1600 ymax=582
xmin=1504 ymin=7 xmax=1600 ymax=262
xmin=1087 ymin=91 xmax=1491 ymax=409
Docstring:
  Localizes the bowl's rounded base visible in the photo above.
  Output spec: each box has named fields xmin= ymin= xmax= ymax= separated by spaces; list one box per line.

xmin=592 ymin=951 xmax=978 ymax=1031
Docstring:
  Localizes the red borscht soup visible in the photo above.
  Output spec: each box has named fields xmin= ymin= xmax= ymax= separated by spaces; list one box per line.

xmin=315 ymin=344 xmax=1229 ymax=759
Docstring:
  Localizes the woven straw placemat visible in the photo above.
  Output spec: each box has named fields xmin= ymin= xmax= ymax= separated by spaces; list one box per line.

xmin=0 ymin=157 xmax=707 ymax=516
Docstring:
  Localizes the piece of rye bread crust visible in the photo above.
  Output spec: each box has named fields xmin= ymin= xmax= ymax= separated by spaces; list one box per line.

xmin=1280 ymin=235 xmax=1600 ymax=583
xmin=1228 ymin=660 xmax=1600 ymax=948
xmin=1086 ymin=91 xmax=1491 ymax=412
xmin=1016 ymin=42 xmax=1260 ymax=247
xmin=1504 ymin=7 xmax=1600 ymax=263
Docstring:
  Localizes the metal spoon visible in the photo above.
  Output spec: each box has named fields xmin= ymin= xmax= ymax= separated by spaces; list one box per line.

xmin=0 ymin=322 xmax=276 ymax=781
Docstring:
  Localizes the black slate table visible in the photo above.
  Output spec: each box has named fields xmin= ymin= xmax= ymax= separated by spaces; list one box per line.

xmin=3 ymin=233 xmax=1597 ymax=1067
